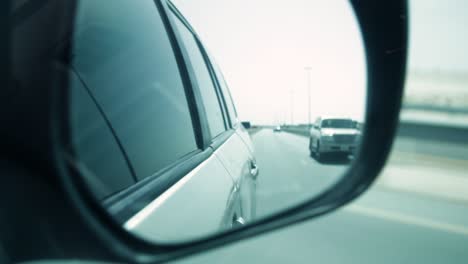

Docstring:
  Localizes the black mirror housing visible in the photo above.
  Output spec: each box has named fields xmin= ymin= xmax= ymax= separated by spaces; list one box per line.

xmin=0 ymin=0 xmax=407 ymax=262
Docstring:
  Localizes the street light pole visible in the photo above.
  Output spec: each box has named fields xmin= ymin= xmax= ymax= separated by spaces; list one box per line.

xmin=304 ymin=67 xmax=312 ymax=128
xmin=290 ymin=89 xmax=294 ymax=125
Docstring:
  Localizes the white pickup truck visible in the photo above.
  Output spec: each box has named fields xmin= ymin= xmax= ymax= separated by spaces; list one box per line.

xmin=309 ymin=117 xmax=361 ymax=161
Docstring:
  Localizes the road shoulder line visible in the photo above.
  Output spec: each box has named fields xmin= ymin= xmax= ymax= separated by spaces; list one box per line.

xmin=345 ymin=204 xmax=468 ymax=236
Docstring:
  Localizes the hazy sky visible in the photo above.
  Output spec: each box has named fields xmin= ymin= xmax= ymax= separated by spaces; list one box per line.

xmin=172 ymin=0 xmax=366 ymax=125
xmin=408 ymin=0 xmax=468 ymax=72
xmin=172 ymin=0 xmax=468 ymax=124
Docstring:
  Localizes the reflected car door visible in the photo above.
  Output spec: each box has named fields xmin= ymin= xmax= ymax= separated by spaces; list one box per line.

xmin=166 ymin=2 xmax=257 ymax=226
xmin=70 ymin=0 xmax=241 ymax=241
xmin=214 ymin=131 xmax=257 ymax=223
xmin=206 ymin=45 xmax=258 ymax=224
xmin=161 ymin=3 xmax=250 ymax=233
xmin=124 ymin=154 xmax=237 ymax=241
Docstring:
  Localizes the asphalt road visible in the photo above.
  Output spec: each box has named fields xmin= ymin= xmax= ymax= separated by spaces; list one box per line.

xmin=252 ymin=129 xmax=348 ymax=218
xmin=176 ymin=129 xmax=468 ymax=264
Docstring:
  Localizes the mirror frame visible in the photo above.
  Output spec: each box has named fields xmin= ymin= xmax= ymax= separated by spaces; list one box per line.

xmin=0 ymin=0 xmax=407 ymax=262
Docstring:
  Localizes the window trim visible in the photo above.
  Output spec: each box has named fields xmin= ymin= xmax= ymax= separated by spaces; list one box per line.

xmin=154 ymin=0 xmax=206 ymax=151
xmin=207 ymin=54 xmax=240 ymax=129
xmin=163 ymin=4 xmax=212 ymax=148
xmin=205 ymin=55 xmax=231 ymax=130
xmin=103 ymin=148 xmax=213 ymax=223
xmin=164 ymin=1 xmax=233 ymax=147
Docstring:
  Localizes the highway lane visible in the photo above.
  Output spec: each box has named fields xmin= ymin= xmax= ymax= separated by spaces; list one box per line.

xmin=179 ymin=195 xmax=468 ymax=263
xmin=252 ymin=129 xmax=347 ymax=218
xmin=176 ymin=128 xmax=468 ymax=264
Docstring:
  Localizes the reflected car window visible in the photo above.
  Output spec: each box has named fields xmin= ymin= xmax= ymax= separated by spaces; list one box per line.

xmin=72 ymin=0 xmax=198 ymax=181
xmin=209 ymin=55 xmax=238 ymax=127
xmin=70 ymin=72 xmax=135 ymax=199
xmin=170 ymin=12 xmax=226 ymax=138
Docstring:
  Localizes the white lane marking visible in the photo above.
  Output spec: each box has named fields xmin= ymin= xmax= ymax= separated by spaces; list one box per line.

xmin=300 ymin=159 xmax=308 ymax=166
xmin=124 ymin=155 xmax=213 ymax=230
xmin=344 ymin=204 xmax=468 ymax=236
xmin=391 ymin=150 xmax=468 ymax=168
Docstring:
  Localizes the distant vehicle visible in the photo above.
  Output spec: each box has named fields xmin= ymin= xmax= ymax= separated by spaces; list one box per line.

xmin=273 ymin=126 xmax=282 ymax=132
xmin=309 ymin=117 xmax=361 ymax=161
xmin=241 ymin=121 xmax=252 ymax=129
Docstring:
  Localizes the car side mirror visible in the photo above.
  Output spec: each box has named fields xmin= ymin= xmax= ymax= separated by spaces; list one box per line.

xmin=1 ymin=0 xmax=407 ymax=262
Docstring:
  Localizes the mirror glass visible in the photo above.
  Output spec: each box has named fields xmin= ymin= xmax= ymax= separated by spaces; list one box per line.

xmin=67 ymin=0 xmax=366 ymax=243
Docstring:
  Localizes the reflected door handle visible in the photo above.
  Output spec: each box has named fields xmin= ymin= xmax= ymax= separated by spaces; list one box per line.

xmin=249 ymin=160 xmax=259 ymax=178
xmin=233 ymin=216 xmax=246 ymax=227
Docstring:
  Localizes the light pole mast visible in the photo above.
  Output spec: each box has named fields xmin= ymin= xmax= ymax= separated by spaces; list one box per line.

xmin=305 ymin=67 xmax=312 ymax=128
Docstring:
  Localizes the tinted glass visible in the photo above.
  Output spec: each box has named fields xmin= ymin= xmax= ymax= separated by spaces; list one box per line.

xmin=210 ymin=56 xmax=238 ymax=127
xmin=70 ymin=72 xmax=134 ymax=200
xmin=321 ymin=119 xmax=354 ymax=128
xmin=154 ymin=0 xmax=367 ymax=243
xmin=72 ymin=0 xmax=198 ymax=180
xmin=171 ymin=14 xmax=226 ymax=137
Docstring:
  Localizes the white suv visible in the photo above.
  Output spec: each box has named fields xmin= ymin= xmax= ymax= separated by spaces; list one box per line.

xmin=309 ymin=117 xmax=361 ymax=161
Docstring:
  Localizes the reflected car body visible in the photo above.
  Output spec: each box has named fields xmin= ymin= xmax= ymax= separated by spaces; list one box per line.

xmin=309 ymin=117 xmax=360 ymax=160
xmin=51 ymin=0 xmax=259 ymax=241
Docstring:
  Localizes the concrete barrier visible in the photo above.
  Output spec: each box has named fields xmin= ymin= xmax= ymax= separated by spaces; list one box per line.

xmin=398 ymin=121 xmax=468 ymax=144
xmin=281 ymin=126 xmax=310 ymax=137
xmin=281 ymin=123 xmax=468 ymax=144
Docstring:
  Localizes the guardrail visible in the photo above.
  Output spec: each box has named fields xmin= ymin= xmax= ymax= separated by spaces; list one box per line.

xmin=398 ymin=121 xmax=468 ymax=144
xmin=279 ymin=123 xmax=468 ymax=144
xmin=403 ymin=104 xmax=468 ymax=115
xmin=280 ymin=126 xmax=310 ymax=137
